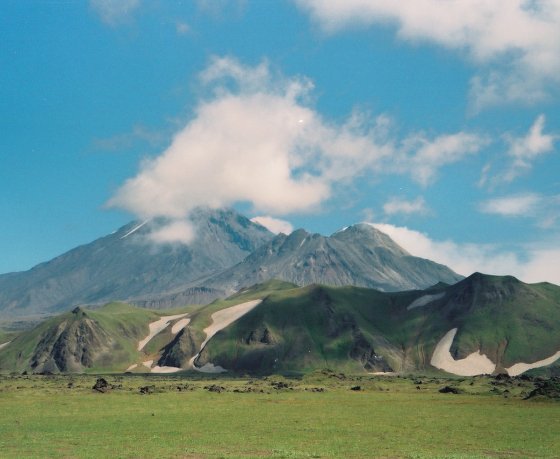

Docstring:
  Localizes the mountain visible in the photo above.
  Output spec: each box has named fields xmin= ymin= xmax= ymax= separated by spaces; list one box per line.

xmin=196 ymin=224 xmax=463 ymax=295
xmin=0 ymin=208 xmax=274 ymax=318
xmin=0 ymin=213 xmax=462 ymax=320
xmin=4 ymin=274 xmax=557 ymax=376
xmin=0 ymin=303 xmax=162 ymax=373
xmin=189 ymin=274 xmax=560 ymax=376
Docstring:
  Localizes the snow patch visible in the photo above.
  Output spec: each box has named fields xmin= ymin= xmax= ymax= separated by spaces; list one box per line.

xmin=125 ymin=364 xmax=138 ymax=372
xmin=506 ymin=350 xmax=560 ymax=376
xmin=196 ymin=363 xmax=227 ymax=373
xmin=171 ymin=318 xmax=191 ymax=335
xmin=137 ymin=313 xmax=189 ymax=351
xmin=190 ymin=299 xmax=262 ymax=372
xmin=431 ymin=328 xmax=496 ymax=376
xmin=407 ymin=292 xmax=444 ymax=310
xmin=151 ymin=365 xmax=182 ymax=374
xmin=120 ymin=220 xmax=149 ymax=239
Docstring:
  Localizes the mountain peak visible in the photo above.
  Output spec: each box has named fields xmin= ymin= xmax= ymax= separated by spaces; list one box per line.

xmin=331 ymin=223 xmax=410 ymax=256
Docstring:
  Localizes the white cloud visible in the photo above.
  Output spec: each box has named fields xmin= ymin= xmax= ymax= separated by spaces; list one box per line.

xmin=503 ymin=114 xmax=557 ymax=181
xmin=383 ymin=196 xmax=428 ymax=216
xmin=147 ymin=220 xmax=194 ymax=245
xmin=400 ymin=132 xmax=487 ymax=186
xmin=295 ymin=0 xmax=560 ymax=107
xmin=90 ymin=0 xmax=140 ymax=25
xmin=109 ymin=57 xmax=484 ymax=242
xmin=479 ymin=193 xmax=560 ymax=228
xmin=251 ymin=216 xmax=293 ymax=234
xmin=479 ymin=193 xmax=541 ymax=217
xmin=371 ymin=223 xmax=560 ymax=285
xmin=479 ymin=115 xmax=557 ymax=187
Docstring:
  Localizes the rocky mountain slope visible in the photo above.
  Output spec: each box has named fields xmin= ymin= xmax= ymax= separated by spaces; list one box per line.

xmin=197 ymin=224 xmax=463 ymax=295
xmin=0 ymin=208 xmax=273 ymax=318
xmin=0 ymin=211 xmax=463 ymax=320
xmin=2 ymin=274 xmax=558 ymax=376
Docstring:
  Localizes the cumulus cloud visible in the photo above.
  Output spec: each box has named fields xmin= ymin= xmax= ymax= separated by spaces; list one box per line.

xmin=251 ymin=216 xmax=293 ymax=234
xmin=371 ymin=223 xmax=560 ymax=285
xmin=383 ymin=196 xmax=428 ymax=216
xmin=90 ymin=0 xmax=140 ymax=25
xmin=109 ymin=57 xmax=484 ymax=242
xmin=295 ymin=0 xmax=560 ymax=108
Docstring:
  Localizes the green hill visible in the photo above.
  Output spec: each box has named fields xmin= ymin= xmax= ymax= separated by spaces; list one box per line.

xmin=0 ymin=303 xmax=163 ymax=373
xmin=1 ymin=274 xmax=559 ymax=376
xmin=187 ymin=274 xmax=560 ymax=375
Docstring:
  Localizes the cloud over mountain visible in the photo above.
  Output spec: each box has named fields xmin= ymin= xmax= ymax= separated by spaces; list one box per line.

xmin=109 ymin=57 xmax=484 ymax=237
xmin=372 ymin=222 xmax=560 ymax=285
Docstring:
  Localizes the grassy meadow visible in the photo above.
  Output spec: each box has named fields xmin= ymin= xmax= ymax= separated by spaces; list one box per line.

xmin=0 ymin=372 xmax=558 ymax=458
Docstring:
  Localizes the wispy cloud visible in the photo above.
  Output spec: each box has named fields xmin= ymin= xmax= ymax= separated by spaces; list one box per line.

xmin=383 ymin=196 xmax=429 ymax=216
xmin=479 ymin=193 xmax=560 ymax=228
xmin=372 ymin=222 xmax=560 ymax=285
xmin=295 ymin=0 xmax=560 ymax=109
xmin=108 ymin=56 xmax=486 ymax=242
xmin=503 ymin=114 xmax=557 ymax=181
xmin=251 ymin=216 xmax=293 ymax=234
xmin=479 ymin=115 xmax=557 ymax=188
xmin=176 ymin=22 xmax=191 ymax=35
xmin=399 ymin=132 xmax=487 ymax=186
xmin=479 ymin=193 xmax=541 ymax=217
xmin=92 ymin=124 xmax=167 ymax=152
xmin=90 ymin=0 xmax=140 ymax=26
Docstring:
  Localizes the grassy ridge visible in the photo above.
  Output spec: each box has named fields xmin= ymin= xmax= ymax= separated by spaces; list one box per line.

xmin=0 ymin=373 xmax=558 ymax=458
xmin=1 ymin=274 xmax=559 ymax=376
xmin=0 ymin=302 xmax=191 ymax=373
xmin=201 ymin=284 xmax=439 ymax=373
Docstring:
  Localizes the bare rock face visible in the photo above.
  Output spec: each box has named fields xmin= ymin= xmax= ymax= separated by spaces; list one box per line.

xmin=349 ymin=329 xmax=393 ymax=373
xmin=244 ymin=327 xmax=276 ymax=345
xmin=201 ymin=224 xmax=463 ymax=295
xmin=30 ymin=308 xmax=113 ymax=373
xmin=157 ymin=326 xmax=199 ymax=368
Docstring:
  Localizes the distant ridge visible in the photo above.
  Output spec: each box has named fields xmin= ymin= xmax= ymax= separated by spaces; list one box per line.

xmin=0 ymin=208 xmax=273 ymax=318
xmin=0 ymin=209 xmax=463 ymax=319
xmin=196 ymin=223 xmax=463 ymax=295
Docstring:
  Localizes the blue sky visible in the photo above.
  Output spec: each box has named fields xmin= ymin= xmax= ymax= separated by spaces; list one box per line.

xmin=1 ymin=0 xmax=559 ymax=283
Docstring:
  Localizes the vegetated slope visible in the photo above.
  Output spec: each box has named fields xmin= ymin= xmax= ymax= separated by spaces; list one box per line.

xmin=0 ymin=208 xmax=273 ymax=318
xmin=0 ymin=303 xmax=166 ymax=373
xmin=199 ymin=224 xmax=463 ymax=295
xmin=430 ymin=273 xmax=560 ymax=369
xmin=1 ymin=274 xmax=558 ymax=376
xmin=187 ymin=274 xmax=560 ymax=375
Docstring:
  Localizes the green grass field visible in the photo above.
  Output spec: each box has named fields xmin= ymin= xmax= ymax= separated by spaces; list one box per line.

xmin=0 ymin=373 xmax=558 ymax=458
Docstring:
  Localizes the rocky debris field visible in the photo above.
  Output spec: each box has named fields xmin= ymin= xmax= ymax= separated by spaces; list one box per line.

xmin=0 ymin=369 xmax=558 ymax=400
